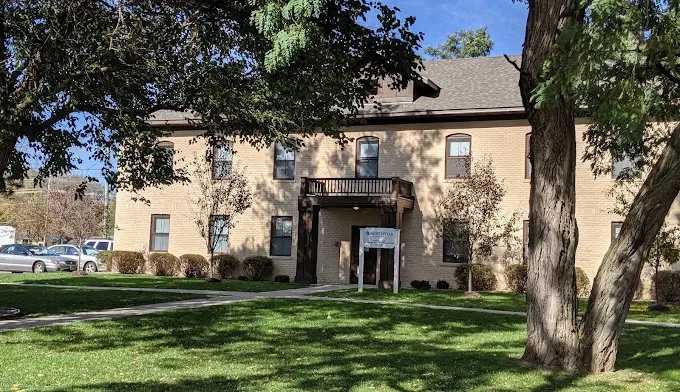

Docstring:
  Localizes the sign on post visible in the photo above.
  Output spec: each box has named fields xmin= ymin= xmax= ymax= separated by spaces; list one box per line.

xmin=358 ymin=228 xmax=401 ymax=294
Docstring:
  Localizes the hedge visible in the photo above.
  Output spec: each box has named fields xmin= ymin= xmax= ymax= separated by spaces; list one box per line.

xmin=96 ymin=251 xmax=113 ymax=269
xmin=575 ymin=267 xmax=591 ymax=298
xmin=179 ymin=254 xmax=209 ymax=278
xmin=107 ymin=251 xmax=145 ymax=274
xmin=149 ymin=253 xmax=180 ymax=276
xmin=436 ymin=280 xmax=450 ymax=290
xmin=242 ymin=255 xmax=274 ymax=281
xmin=454 ymin=264 xmax=498 ymax=291
xmin=411 ymin=280 xmax=431 ymax=290
xmin=505 ymin=264 xmax=528 ymax=293
xmin=214 ymin=254 xmax=240 ymax=279
xmin=655 ymin=270 xmax=680 ymax=303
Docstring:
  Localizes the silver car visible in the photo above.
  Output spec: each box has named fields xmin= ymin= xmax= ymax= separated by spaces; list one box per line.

xmin=0 ymin=244 xmax=77 ymax=273
xmin=48 ymin=244 xmax=107 ymax=273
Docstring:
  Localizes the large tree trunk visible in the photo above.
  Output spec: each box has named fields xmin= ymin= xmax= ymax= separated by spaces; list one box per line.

xmin=519 ymin=0 xmax=584 ymax=371
xmin=0 ymin=134 xmax=19 ymax=191
xmin=580 ymin=124 xmax=680 ymax=373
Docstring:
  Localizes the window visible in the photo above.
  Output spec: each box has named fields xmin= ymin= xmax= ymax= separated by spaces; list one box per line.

xmin=612 ymin=156 xmax=634 ymax=179
xmin=66 ymin=247 xmax=80 ymax=256
xmin=51 ymin=246 xmax=65 ymax=255
xmin=446 ymin=134 xmax=471 ymax=178
xmin=274 ymin=142 xmax=295 ymax=180
xmin=270 ymin=216 xmax=293 ymax=256
xmin=356 ymin=137 xmax=379 ymax=178
xmin=525 ymin=133 xmax=532 ymax=179
xmin=611 ymin=222 xmax=623 ymax=242
xmin=443 ymin=221 xmax=470 ymax=263
xmin=213 ymin=143 xmax=233 ymax=179
xmin=157 ymin=141 xmax=174 ymax=169
xmin=84 ymin=241 xmax=95 ymax=247
xmin=150 ymin=215 xmax=170 ymax=252
xmin=523 ymin=220 xmax=530 ymax=262
xmin=95 ymin=242 xmax=110 ymax=251
xmin=211 ymin=215 xmax=229 ymax=253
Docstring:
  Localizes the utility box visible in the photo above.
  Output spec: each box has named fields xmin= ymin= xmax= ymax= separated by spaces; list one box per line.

xmin=0 ymin=226 xmax=16 ymax=246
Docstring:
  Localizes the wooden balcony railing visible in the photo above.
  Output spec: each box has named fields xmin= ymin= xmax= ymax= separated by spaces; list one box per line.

xmin=300 ymin=177 xmax=413 ymax=199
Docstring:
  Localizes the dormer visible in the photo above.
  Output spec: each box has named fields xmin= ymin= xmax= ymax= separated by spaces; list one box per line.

xmin=374 ymin=76 xmax=441 ymax=104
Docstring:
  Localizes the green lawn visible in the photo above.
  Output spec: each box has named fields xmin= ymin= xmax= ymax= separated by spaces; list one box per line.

xmin=0 ymin=285 xmax=209 ymax=317
xmin=0 ymin=273 xmax=306 ymax=292
xmin=313 ymin=289 xmax=680 ymax=324
xmin=0 ymin=299 xmax=678 ymax=391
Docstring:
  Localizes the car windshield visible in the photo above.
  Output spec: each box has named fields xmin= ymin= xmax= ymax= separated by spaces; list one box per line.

xmin=26 ymin=246 xmax=58 ymax=256
xmin=81 ymin=246 xmax=98 ymax=255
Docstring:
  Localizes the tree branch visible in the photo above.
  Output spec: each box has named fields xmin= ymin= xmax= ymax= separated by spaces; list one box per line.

xmin=656 ymin=63 xmax=680 ymax=87
xmin=15 ymin=66 xmax=121 ymax=110
xmin=504 ymin=54 xmax=522 ymax=73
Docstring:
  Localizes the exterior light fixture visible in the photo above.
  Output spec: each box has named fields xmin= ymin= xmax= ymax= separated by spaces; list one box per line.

xmin=353 ymin=206 xmax=360 ymax=211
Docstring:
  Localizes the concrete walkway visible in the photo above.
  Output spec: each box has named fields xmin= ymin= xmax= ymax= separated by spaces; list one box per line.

xmin=2 ymin=283 xmax=680 ymax=331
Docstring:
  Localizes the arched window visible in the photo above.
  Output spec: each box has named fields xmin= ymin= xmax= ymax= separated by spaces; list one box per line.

xmin=156 ymin=141 xmax=174 ymax=169
xmin=445 ymin=134 xmax=470 ymax=178
xmin=356 ymin=136 xmax=379 ymax=178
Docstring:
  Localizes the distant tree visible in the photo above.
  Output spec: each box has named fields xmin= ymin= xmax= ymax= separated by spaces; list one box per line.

xmin=10 ymin=193 xmax=49 ymax=243
xmin=432 ymin=158 xmax=519 ymax=293
xmin=190 ymin=152 xmax=252 ymax=280
xmin=48 ymin=178 xmax=106 ymax=268
xmin=424 ymin=27 xmax=493 ymax=60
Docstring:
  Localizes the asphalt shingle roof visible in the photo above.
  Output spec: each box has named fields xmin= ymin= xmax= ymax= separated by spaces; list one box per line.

xmin=150 ymin=55 xmax=524 ymax=124
xmin=359 ymin=55 xmax=523 ymax=116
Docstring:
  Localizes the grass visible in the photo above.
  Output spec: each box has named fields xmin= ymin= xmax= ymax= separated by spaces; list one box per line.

xmin=313 ymin=289 xmax=680 ymax=324
xmin=0 ymin=299 xmax=678 ymax=391
xmin=0 ymin=272 xmax=306 ymax=292
xmin=0 ymin=285 xmax=209 ymax=317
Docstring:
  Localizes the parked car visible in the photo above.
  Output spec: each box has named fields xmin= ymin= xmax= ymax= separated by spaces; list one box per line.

xmin=83 ymin=238 xmax=113 ymax=251
xmin=48 ymin=244 xmax=107 ymax=273
xmin=0 ymin=244 xmax=77 ymax=273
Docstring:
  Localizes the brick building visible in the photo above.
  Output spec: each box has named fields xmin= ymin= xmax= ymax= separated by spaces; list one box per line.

xmin=114 ymin=56 xmax=680 ymax=290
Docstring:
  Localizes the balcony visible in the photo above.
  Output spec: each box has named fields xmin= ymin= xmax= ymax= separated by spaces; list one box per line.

xmin=299 ymin=177 xmax=414 ymax=210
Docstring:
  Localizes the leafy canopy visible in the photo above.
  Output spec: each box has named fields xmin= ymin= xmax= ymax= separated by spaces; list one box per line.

xmin=424 ymin=27 xmax=493 ymax=60
xmin=532 ymin=0 xmax=680 ymax=177
xmin=0 ymin=0 xmax=423 ymax=193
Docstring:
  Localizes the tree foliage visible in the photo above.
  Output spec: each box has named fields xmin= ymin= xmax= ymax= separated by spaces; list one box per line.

xmin=432 ymin=158 xmax=519 ymax=292
xmin=190 ymin=151 xmax=252 ymax=279
xmin=0 ymin=0 xmax=423 ymax=193
xmin=424 ymin=27 xmax=493 ymax=60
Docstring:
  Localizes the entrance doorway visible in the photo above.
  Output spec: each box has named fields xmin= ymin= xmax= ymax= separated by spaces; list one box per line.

xmin=350 ymin=226 xmax=377 ymax=285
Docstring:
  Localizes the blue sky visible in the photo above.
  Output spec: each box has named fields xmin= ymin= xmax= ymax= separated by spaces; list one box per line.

xmin=63 ymin=0 xmax=528 ymax=182
xmin=392 ymin=0 xmax=528 ymax=57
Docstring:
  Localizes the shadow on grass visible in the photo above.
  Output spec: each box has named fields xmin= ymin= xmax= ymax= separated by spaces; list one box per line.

xmin=0 ymin=272 xmax=305 ymax=292
xmin=7 ymin=299 xmax=680 ymax=392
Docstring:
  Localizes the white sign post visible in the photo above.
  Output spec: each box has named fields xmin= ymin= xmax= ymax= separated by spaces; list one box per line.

xmin=358 ymin=227 xmax=401 ymax=294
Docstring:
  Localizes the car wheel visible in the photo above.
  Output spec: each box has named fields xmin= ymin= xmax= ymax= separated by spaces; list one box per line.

xmin=33 ymin=261 xmax=46 ymax=273
xmin=84 ymin=262 xmax=97 ymax=273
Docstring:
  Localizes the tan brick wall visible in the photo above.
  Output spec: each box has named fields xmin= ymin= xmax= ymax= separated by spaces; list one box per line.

xmin=114 ymin=119 xmax=680 ymax=291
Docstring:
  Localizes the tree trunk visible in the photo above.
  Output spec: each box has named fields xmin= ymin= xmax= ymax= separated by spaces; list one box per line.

xmin=580 ymin=124 xmax=680 ymax=373
xmin=519 ymin=0 xmax=584 ymax=371
xmin=468 ymin=262 xmax=473 ymax=292
xmin=0 ymin=134 xmax=19 ymax=191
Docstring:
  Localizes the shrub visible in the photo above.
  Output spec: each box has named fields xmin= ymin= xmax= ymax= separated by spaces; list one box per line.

xmin=109 ymin=251 xmax=145 ymax=274
xmin=179 ymin=254 xmax=209 ymax=278
xmin=575 ymin=267 xmax=591 ymax=298
xmin=97 ymin=251 xmax=113 ymax=269
xmin=149 ymin=253 xmax=180 ymax=276
xmin=411 ymin=280 xmax=431 ymax=290
xmin=454 ymin=264 xmax=498 ymax=291
xmin=436 ymin=280 xmax=450 ymax=290
xmin=214 ymin=254 xmax=240 ymax=279
xmin=274 ymin=275 xmax=290 ymax=283
xmin=242 ymin=255 xmax=274 ymax=281
xmin=655 ymin=270 xmax=680 ymax=303
xmin=237 ymin=275 xmax=249 ymax=281
xmin=505 ymin=264 xmax=528 ymax=293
